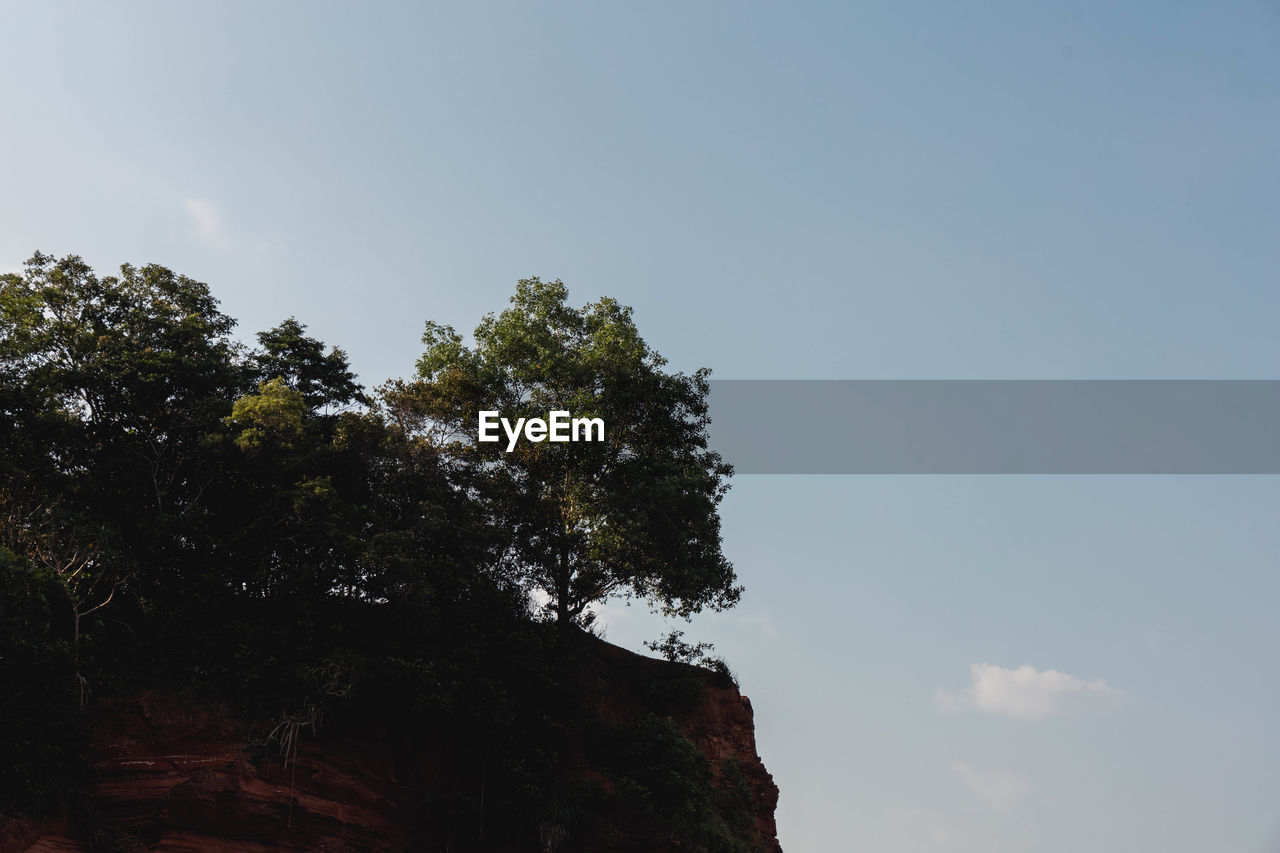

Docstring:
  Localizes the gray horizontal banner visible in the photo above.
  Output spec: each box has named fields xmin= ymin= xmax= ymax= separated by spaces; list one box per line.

xmin=707 ymin=380 xmax=1280 ymax=474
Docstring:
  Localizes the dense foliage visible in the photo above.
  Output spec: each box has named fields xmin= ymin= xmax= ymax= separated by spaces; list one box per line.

xmin=0 ymin=549 xmax=84 ymax=814
xmin=0 ymin=254 xmax=751 ymax=851
xmin=388 ymin=277 xmax=740 ymax=627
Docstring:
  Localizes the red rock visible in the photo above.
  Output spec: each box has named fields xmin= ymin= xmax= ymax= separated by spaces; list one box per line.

xmin=5 ymin=637 xmax=781 ymax=852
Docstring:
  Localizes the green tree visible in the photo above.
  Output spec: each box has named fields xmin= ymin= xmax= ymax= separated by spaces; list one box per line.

xmin=390 ymin=277 xmax=740 ymax=628
xmin=226 ymin=377 xmax=309 ymax=453
xmin=0 ymin=252 xmax=247 ymax=643
xmin=252 ymin=317 xmax=365 ymax=411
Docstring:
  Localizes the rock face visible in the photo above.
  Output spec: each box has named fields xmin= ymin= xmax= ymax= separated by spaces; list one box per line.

xmin=7 ymin=639 xmax=781 ymax=852
xmin=582 ymin=639 xmax=782 ymax=853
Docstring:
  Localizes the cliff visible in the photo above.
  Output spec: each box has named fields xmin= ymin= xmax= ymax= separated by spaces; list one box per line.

xmin=5 ymin=637 xmax=780 ymax=853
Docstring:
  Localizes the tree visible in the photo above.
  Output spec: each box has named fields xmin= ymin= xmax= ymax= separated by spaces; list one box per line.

xmin=0 ymin=252 xmax=245 ymax=519
xmin=390 ymin=277 xmax=740 ymax=628
xmin=252 ymin=317 xmax=365 ymax=411
xmin=0 ymin=252 xmax=248 ymax=693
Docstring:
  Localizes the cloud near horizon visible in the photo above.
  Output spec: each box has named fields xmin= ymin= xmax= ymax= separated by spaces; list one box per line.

xmin=936 ymin=663 xmax=1121 ymax=719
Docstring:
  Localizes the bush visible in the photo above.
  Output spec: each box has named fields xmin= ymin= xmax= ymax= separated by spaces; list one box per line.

xmin=0 ymin=549 xmax=86 ymax=815
xmin=586 ymin=714 xmax=754 ymax=852
xmin=646 ymin=628 xmax=739 ymax=688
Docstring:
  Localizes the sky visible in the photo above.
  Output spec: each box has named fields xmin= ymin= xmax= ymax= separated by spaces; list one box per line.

xmin=3 ymin=1 xmax=1279 ymax=850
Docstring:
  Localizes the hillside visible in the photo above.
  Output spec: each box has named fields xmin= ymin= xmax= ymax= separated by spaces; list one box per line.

xmin=3 ymin=635 xmax=780 ymax=853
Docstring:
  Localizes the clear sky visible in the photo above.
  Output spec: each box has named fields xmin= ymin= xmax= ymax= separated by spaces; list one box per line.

xmin=3 ymin=2 xmax=1279 ymax=850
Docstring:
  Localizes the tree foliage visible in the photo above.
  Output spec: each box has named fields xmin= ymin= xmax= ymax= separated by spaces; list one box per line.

xmin=0 ymin=252 xmax=247 ymax=654
xmin=252 ymin=317 xmax=365 ymax=411
xmin=390 ymin=277 xmax=740 ymax=626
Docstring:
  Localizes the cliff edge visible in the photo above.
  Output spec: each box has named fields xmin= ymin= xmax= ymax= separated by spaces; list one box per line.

xmin=5 ymin=635 xmax=780 ymax=853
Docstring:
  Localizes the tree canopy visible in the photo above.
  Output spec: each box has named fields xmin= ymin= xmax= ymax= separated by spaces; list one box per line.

xmin=387 ymin=277 xmax=740 ymax=627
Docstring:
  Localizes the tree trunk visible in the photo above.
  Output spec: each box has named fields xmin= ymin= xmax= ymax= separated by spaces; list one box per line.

xmin=555 ymin=574 xmax=570 ymax=629
xmin=73 ymin=605 xmax=86 ymax=709
xmin=554 ymin=543 xmax=571 ymax=636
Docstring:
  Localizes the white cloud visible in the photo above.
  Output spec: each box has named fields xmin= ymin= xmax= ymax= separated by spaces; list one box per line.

xmin=952 ymin=763 xmax=1028 ymax=808
xmin=935 ymin=662 xmax=1120 ymax=719
xmin=184 ymin=197 xmax=222 ymax=244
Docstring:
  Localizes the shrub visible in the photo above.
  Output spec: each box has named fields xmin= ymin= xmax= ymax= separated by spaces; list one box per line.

xmin=0 ymin=549 xmax=86 ymax=815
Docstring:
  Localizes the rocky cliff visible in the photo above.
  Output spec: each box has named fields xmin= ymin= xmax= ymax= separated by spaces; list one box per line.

xmin=5 ymin=637 xmax=781 ymax=853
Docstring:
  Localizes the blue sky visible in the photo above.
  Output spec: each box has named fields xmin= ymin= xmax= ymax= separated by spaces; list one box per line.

xmin=3 ymin=2 xmax=1279 ymax=850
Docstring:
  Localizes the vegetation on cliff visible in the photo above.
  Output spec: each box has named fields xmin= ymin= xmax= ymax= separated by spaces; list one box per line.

xmin=0 ymin=253 xmax=767 ymax=851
